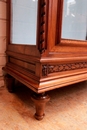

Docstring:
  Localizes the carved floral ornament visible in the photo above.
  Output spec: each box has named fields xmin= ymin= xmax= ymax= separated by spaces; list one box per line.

xmin=42 ymin=62 xmax=87 ymax=76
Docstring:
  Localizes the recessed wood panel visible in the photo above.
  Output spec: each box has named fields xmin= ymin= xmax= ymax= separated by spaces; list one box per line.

xmin=10 ymin=57 xmax=36 ymax=74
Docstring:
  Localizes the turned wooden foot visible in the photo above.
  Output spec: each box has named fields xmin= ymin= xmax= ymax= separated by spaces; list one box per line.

xmin=31 ymin=92 xmax=50 ymax=120
xmin=5 ymin=74 xmax=15 ymax=93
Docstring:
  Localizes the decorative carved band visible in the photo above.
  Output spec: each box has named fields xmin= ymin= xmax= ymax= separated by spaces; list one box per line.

xmin=38 ymin=0 xmax=49 ymax=54
xmin=42 ymin=62 xmax=87 ymax=76
xmin=42 ymin=65 xmax=48 ymax=76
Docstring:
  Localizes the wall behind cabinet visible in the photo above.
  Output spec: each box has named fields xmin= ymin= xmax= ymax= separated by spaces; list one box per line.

xmin=0 ymin=0 xmax=7 ymax=87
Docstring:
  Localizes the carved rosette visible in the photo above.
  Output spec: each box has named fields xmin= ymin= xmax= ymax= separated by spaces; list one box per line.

xmin=42 ymin=62 xmax=87 ymax=76
xmin=38 ymin=0 xmax=49 ymax=54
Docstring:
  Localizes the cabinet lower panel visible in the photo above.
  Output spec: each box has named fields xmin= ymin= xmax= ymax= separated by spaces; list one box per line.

xmin=3 ymin=63 xmax=87 ymax=93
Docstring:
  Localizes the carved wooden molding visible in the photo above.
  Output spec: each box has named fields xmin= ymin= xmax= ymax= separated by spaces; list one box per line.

xmin=42 ymin=62 xmax=87 ymax=76
xmin=42 ymin=65 xmax=48 ymax=76
xmin=38 ymin=0 xmax=49 ymax=54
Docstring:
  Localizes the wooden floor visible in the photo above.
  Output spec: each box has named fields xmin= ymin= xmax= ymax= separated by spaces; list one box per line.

xmin=0 ymin=81 xmax=87 ymax=130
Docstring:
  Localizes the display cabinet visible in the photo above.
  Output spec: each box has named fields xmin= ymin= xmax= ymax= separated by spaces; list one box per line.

xmin=3 ymin=0 xmax=87 ymax=120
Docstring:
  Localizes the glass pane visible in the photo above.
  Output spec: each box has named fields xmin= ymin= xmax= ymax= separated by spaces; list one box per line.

xmin=62 ymin=0 xmax=87 ymax=41
xmin=11 ymin=0 xmax=38 ymax=45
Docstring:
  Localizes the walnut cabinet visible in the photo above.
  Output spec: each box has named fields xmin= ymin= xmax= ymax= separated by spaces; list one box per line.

xmin=4 ymin=0 xmax=87 ymax=120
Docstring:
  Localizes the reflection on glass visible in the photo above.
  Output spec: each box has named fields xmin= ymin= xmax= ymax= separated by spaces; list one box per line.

xmin=62 ymin=0 xmax=87 ymax=40
xmin=11 ymin=0 xmax=38 ymax=45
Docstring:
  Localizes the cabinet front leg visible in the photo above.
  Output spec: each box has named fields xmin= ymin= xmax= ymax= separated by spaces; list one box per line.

xmin=31 ymin=92 xmax=50 ymax=120
xmin=5 ymin=74 xmax=15 ymax=93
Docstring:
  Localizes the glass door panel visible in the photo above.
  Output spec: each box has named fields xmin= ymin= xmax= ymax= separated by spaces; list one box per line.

xmin=11 ymin=0 xmax=38 ymax=45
